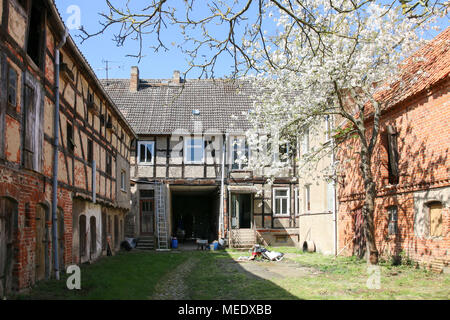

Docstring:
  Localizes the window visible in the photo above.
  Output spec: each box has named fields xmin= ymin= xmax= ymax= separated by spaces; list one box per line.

xmin=27 ymin=1 xmax=44 ymax=67
xmin=7 ymin=65 xmax=17 ymax=107
xmin=304 ymin=185 xmax=311 ymax=212
xmin=273 ymin=188 xmax=290 ymax=216
xmin=325 ymin=116 xmax=332 ymax=142
xmin=230 ymin=136 xmax=248 ymax=170
xmin=120 ymin=170 xmax=126 ymax=192
xmin=388 ymin=206 xmax=398 ymax=235
xmin=66 ymin=122 xmax=75 ymax=153
xmin=301 ymin=128 xmax=310 ymax=155
xmin=185 ymin=137 xmax=204 ymax=164
xmin=106 ymin=153 xmax=112 ymax=176
xmin=87 ymin=139 xmax=93 ymax=163
xmin=386 ymin=125 xmax=399 ymax=185
xmin=428 ymin=202 xmax=443 ymax=238
xmin=138 ymin=141 xmax=155 ymax=164
xmin=326 ymin=181 xmax=334 ymax=212
xmin=275 ymin=142 xmax=290 ymax=163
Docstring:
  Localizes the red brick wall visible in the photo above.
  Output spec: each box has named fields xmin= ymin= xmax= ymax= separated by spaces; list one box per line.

xmin=0 ymin=165 xmax=73 ymax=290
xmin=337 ymin=78 xmax=450 ymax=270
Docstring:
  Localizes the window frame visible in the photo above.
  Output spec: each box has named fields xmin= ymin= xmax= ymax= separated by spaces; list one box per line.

xmin=120 ymin=170 xmax=126 ymax=192
xmin=294 ymin=187 xmax=300 ymax=216
xmin=273 ymin=187 xmax=290 ymax=217
xmin=388 ymin=206 xmax=398 ymax=236
xmin=7 ymin=64 xmax=18 ymax=108
xmin=184 ymin=136 xmax=205 ymax=164
xmin=138 ymin=140 xmax=155 ymax=165
xmin=229 ymin=135 xmax=249 ymax=170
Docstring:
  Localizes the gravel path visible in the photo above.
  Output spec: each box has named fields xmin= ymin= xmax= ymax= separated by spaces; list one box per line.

xmin=150 ymin=257 xmax=198 ymax=300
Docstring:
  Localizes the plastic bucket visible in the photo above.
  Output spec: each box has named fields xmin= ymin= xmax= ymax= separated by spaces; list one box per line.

xmin=213 ymin=242 xmax=219 ymax=250
xmin=172 ymin=238 xmax=178 ymax=249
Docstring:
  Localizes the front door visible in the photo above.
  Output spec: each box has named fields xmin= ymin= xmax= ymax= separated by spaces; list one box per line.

xmin=140 ymin=200 xmax=155 ymax=235
xmin=231 ymin=194 xmax=252 ymax=229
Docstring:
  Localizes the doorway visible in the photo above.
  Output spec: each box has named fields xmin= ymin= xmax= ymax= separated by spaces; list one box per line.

xmin=90 ymin=216 xmax=97 ymax=259
xmin=0 ymin=198 xmax=18 ymax=297
xmin=231 ymin=194 xmax=253 ymax=229
xmin=140 ymin=199 xmax=155 ymax=235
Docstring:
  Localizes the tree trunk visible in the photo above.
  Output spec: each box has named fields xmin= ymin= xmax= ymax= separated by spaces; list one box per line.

xmin=360 ymin=150 xmax=379 ymax=265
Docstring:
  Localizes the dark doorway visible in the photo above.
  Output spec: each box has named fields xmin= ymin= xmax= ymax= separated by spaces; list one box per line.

xmin=231 ymin=194 xmax=252 ymax=229
xmin=79 ymin=215 xmax=86 ymax=260
xmin=114 ymin=216 xmax=119 ymax=249
xmin=171 ymin=187 xmax=220 ymax=244
xmin=0 ymin=198 xmax=18 ymax=297
xmin=90 ymin=216 xmax=97 ymax=259
xmin=140 ymin=200 xmax=155 ymax=235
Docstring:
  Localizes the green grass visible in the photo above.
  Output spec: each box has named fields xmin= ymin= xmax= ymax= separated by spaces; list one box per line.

xmin=13 ymin=248 xmax=450 ymax=300
xmin=14 ymin=251 xmax=188 ymax=300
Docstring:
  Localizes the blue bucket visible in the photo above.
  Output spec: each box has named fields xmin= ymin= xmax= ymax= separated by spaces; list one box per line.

xmin=172 ymin=238 xmax=178 ymax=249
xmin=213 ymin=242 xmax=219 ymax=250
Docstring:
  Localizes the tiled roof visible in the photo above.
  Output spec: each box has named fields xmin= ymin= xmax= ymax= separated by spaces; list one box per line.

xmin=101 ymin=78 xmax=257 ymax=135
xmin=379 ymin=27 xmax=450 ymax=109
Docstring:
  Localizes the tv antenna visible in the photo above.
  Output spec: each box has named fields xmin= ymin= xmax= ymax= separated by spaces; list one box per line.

xmin=97 ymin=59 xmax=123 ymax=85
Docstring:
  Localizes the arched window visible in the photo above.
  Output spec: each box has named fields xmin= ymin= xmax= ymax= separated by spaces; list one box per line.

xmin=427 ymin=201 xmax=443 ymax=238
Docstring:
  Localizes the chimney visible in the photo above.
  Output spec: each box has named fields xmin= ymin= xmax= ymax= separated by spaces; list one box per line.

xmin=130 ymin=66 xmax=139 ymax=92
xmin=172 ymin=70 xmax=181 ymax=84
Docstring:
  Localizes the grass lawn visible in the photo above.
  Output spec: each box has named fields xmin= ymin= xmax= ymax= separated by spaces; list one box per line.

xmin=13 ymin=248 xmax=450 ymax=300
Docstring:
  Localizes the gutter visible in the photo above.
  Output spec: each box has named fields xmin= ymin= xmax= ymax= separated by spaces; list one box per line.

xmin=51 ymin=28 xmax=68 ymax=281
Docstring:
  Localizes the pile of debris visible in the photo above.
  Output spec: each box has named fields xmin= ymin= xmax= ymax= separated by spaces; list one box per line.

xmin=238 ymin=244 xmax=284 ymax=262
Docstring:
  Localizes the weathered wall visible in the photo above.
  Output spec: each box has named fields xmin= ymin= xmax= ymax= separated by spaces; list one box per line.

xmin=337 ymin=77 xmax=450 ymax=270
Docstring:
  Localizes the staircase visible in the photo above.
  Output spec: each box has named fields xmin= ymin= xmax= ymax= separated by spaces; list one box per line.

xmin=136 ymin=236 xmax=154 ymax=250
xmin=156 ymin=183 xmax=170 ymax=251
xmin=231 ymin=229 xmax=256 ymax=250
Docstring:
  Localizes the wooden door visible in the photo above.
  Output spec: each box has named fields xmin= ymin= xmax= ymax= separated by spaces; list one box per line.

xmin=0 ymin=199 xmax=16 ymax=297
xmin=429 ymin=202 xmax=443 ymax=237
xmin=353 ymin=208 xmax=366 ymax=259
xmin=35 ymin=205 xmax=46 ymax=282
xmin=140 ymin=200 xmax=154 ymax=235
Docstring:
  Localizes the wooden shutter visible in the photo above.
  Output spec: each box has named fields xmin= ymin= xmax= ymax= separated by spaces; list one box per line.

xmin=23 ymin=85 xmax=35 ymax=169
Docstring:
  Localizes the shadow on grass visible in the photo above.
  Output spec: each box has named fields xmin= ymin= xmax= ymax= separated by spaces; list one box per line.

xmin=12 ymin=249 xmax=301 ymax=300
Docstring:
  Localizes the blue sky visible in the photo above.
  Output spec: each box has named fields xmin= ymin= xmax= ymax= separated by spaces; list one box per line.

xmin=54 ymin=1 xmax=449 ymax=81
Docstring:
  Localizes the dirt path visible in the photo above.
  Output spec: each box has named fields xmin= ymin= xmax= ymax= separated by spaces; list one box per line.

xmin=150 ymin=257 xmax=198 ymax=300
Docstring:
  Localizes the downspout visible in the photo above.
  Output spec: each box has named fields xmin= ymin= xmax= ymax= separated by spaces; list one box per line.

xmin=219 ymin=134 xmax=228 ymax=239
xmin=331 ymin=116 xmax=338 ymax=256
xmin=52 ymin=29 xmax=68 ymax=281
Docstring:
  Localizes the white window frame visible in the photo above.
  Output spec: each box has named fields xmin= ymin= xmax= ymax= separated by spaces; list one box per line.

xmin=229 ymin=136 xmax=249 ymax=170
xmin=138 ymin=141 xmax=155 ymax=165
xmin=184 ymin=136 xmax=205 ymax=164
xmin=273 ymin=187 xmax=290 ymax=217
xmin=294 ymin=187 xmax=300 ymax=216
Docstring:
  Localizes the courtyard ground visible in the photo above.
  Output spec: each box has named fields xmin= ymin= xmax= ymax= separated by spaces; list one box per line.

xmin=13 ymin=248 xmax=450 ymax=300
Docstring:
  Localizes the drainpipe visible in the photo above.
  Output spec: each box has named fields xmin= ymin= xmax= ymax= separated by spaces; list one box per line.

xmin=219 ymin=134 xmax=228 ymax=239
xmin=51 ymin=28 xmax=68 ymax=281
xmin=330 ymin=116 xmax=338 ymax=256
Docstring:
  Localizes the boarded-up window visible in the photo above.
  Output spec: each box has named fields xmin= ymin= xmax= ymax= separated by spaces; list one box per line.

xmin=386 ymin=125 xmax=399 ymax=185
xmin=23 ymin=85 xmax=36 ymax=169
xmin=429 ymin=202 xmax=443 ymax=237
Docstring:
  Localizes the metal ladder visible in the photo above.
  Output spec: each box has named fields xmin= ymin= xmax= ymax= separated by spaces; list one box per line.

xmin=156 ymin=182 xmax=170 ymax=251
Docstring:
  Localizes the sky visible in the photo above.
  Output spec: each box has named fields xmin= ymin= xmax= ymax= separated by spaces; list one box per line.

xmin=54 ymin=0 xmax=449 ymax=81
